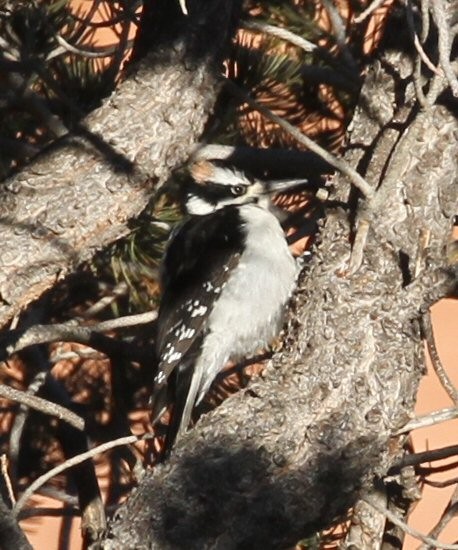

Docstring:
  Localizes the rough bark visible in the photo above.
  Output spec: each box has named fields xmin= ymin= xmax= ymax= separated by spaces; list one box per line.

xmin=102 ymin=27 xmax=458 ymax=550
xmin=0 ymin=0 xmax=240 ymax=329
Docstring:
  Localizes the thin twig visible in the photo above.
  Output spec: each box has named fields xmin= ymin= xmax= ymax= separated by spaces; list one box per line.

xmin=9 ymin=371 xmax=48 ymax=491
xmin=421 ymin=0 xmax=431 ymax=42
xmin=430 ymin=0 xmax=458 ymax=96
xmin=70 ymin=1 xmax=141 ymax=28
xmin=35 ymin=487 xmax=78 ymax=506
xmin=321 ymin=0 xmax=358 ymax=72
xmin=390 ymin=444 xmax=458 ymax=472
xmin=242 ymin=19 xmax=356 ymax=81
xmin=87 ymin=311 xmax=157 ymax=331
xmin=426 ymin=70 xmax=450 ymax=104
xmin=17 ymin=507 xmax=80 ymax=519
xmin=13 ymin=432 xmax=154 ymax=515
xmin=422 ymin=310 xmax=458 ymax=405
xmin=363 ymin=494 xmax=458 ymax=549
xmin=405 ymin=0 xmax=437 ymax=108
xmin=394 ymin=407 xmax=458 ymax=434
xmin=80 ymin=282 xmax=128 ymax=318
xmin=425 ymin=476 xmax=458 ymax=488
xmin=0 ymin=455 xmax=15 ymax=505
xmin=0 ymin=384 xmax=85 ymax=431
xmin=354 ymin=0 xmax=390 ymax=23
xmin=405 ymin=0 xmax=440 ymax=74
xmin=413 ymin=33 xmax=442 ymax=75
xmin=421 ymin=484 xmax=458 ymax=549
xmin=51 ymin=35 xmax=131 ymax=60
xmin=226 ymin=81 xmax=375 ymax=199
xmin=242 ymin=20 xmax=317 ymax=52
xmin=18 ymin=502 xmax=120 ymax=520
xmin=101 ymin=0 xmax=135 ymax=86
xmin=68 ymin=0 xmax=101 ymax=43
xmin=5 ymin=311 xmax=157 ymax=357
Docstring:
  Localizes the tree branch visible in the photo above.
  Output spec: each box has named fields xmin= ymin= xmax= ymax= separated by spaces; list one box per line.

xmin=13 ymin=433 xmax=154 ymax=516
xmin=0 ymin=0 xmax=241 ymax=330
xmin=364 ymin=494 xmax=458 ymax=550
xmin=0 ymin=384 xmax=84 ymax=431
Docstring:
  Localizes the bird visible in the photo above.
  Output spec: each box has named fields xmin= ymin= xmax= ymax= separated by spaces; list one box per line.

xmin=151 ymin=160 xmax=307 ymax=454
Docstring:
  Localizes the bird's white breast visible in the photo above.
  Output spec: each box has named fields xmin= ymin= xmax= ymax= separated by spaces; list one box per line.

xmin=196 ymin=204 xmax=297 ymax=400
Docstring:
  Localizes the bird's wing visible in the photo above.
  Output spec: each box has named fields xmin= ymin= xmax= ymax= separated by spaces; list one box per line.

xmin=151 ymin=207 xmax=244 ymax=446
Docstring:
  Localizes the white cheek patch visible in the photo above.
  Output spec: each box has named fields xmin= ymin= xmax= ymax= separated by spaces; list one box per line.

xmin=186 ymin=195 xmax=213 ymax=215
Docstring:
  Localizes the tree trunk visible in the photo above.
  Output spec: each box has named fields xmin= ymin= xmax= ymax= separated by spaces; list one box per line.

xmin=103 ymin=19 xmax=458 ymax=550
xmin=0 ymin=0 xmax=240 ymax=329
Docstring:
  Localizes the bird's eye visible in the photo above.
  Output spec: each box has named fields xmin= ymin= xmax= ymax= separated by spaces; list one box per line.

xmin=231 ymin=185 xmax=246 ymax=196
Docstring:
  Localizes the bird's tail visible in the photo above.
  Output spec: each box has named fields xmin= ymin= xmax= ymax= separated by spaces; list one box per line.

xmin=153 ymin=358 xmax=202 ymax=458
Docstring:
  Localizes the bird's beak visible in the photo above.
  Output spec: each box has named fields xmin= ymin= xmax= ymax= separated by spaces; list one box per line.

xmin=264 ymin=178 xmax=309 ymax=195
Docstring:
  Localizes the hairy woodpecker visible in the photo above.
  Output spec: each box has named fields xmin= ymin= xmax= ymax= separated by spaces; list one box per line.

xmin=152 ymin=161 xmax=305 ymax=452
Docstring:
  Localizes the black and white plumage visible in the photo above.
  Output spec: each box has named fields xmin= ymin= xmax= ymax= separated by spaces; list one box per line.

xmin=152 ymin=162 xmax=304 ymax=452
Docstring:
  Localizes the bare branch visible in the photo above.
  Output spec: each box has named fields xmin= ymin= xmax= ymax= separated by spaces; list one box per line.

xmin=354 ymin=0 xmax=391 ymax=23
xmin=430 ymin=0 xmax=458 ymax=96
xmin=90 ymin=311 xmax=157 ymax=331
xmin=425 ymin=477 xmax=458 ymax=488
xmin=242 ymin=20 xmax=317 ymax=52
xmin=4 ymin=311 xmax=157 ymax=358
xmin=1 ymin=455 xmax=15 ymax=505
xmin=404 ymin=0 xmax=438 ymax=108
xmin=50 ymin=35 xmax=134 ymax=60
xmin=394 ymin=407 xmax=458 ymax=434
xmin=18 ymin=506 xmax=80 ymax=519
xmin=413 ymin=32 xmax=441 ymax=75
xmin=69 ymin=1 xmax=141 ymax=29
xmin=321 ymin=0 xmax=358 ymax=72
xmin=391 ymin=444 xmax=458 ymax=472
xmin=421 ymin=0 xmax=431 ymax=41
xmin=81 ymin=282 xmax=129 ymax=318
xmin=8 ymin=371 xmax=48 ymax=491
xmin=17 ymin=502 xmax=119 ymax=520
xmin=13 ymin=433 xmax=154 ymax=515
xmin=226 ymin=81 xmax=375 ymax=199
xmin=420 ymin=484 xmax=458 ymax=549
xmin=422 ymin=311 xmax=458 ymax=405
xmin=0 ymin=384 xmax=85 ymax=431
xmin=364 ymin=494 xmax=458 ymax=549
